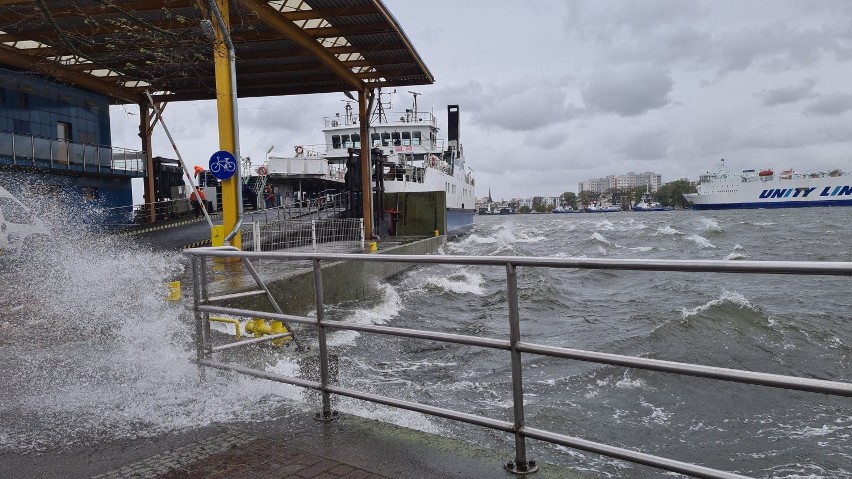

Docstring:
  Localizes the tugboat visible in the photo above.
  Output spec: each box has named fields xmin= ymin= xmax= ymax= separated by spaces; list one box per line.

xmin=633 ymin=191 xmax=673 ymax=211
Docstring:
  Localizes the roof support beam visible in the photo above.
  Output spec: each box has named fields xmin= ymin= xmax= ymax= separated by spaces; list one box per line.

xmin=237 ymin=0 xmax=365 ymax=91
xmin=0 ymin=44 xmax=139 ymax=103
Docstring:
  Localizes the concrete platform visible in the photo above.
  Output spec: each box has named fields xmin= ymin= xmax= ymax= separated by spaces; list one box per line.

xmin=1 ymin=412 xmax=593 ymax=479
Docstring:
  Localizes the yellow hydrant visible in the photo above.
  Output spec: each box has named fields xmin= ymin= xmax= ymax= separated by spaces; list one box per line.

xmin=245 ymin=318 xmax=291 ymax=347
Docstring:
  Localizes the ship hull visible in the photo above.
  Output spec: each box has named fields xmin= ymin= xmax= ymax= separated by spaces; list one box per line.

xmin=685 ymin=176 xmax=852 ymax=210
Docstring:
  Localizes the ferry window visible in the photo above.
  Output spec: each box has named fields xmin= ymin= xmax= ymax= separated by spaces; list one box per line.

xmin=371 ymin=133 xmax=380 ymax=146
xmin=332 ymin=135 xmax=341 ymax=149
xmin=352 ymin=133 xmax=360 ymax=148
xmin=392 ymin=132 xmax=401 ymax=146
xmin=0 ymin=88 xmax=4 ymax=105
xmin=381 ymin=133 xmax=390 ymax=146
xmin=342 ymin=135 xmax=351 ymax=148
xmin=412 ymin=131 xmax=421 ymax=145
xmin=17 ymin=92 xmax=28 ymax=108
xmin=401 ymin=132 xmax=411 ymax=146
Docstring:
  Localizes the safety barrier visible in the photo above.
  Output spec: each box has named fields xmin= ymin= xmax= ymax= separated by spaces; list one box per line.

xmin=185 ymin=247 xmax=852 ymax=479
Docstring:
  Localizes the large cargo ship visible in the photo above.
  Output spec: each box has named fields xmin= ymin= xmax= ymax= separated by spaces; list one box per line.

xmin=684 ymin=159 xmax=852 ymax=209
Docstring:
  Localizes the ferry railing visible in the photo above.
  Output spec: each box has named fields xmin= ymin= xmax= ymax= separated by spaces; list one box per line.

xmin=184 ymin=248 xmax=852 ymax=479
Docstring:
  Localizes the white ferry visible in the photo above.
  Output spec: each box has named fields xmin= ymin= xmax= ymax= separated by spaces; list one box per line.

xmin=684 ymin=159 xmax=852 ymax=210
xmin=321 ymin=93 xmax=476 ymax=235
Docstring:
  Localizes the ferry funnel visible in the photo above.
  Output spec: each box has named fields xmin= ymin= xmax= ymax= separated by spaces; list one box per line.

xmin=447 ymin=105 xmax=460 ymax=143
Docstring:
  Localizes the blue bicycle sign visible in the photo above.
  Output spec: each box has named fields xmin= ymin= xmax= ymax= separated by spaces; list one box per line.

xmin=208 ymin=150 xmax=238 ymax=180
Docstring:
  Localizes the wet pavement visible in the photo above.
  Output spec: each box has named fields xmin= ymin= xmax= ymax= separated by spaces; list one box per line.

xmin=2 ymin=409 xmax=592 ymax=479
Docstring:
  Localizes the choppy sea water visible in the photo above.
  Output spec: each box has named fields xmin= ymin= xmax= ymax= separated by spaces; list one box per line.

xmin=1 ymin=207 xmax=850 ymax=478
xmin=326 ymin=209 xmax=851 ymax=478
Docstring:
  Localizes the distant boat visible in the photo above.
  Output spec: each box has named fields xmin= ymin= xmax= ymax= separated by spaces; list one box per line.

xmin=552 ymin=206 xmax=581 ymax=213
xmin=584 ymin=202 xmax=622 ymax=213
xmin=683 ymin=159 xmax=852 ymax=210
xmin=633 ymin=192 xmax=673 ymax=211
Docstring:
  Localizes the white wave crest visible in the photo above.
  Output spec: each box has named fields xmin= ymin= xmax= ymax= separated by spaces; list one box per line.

xmin=698 ymin=217 xmax=723 ymax=233
xmin=686 ymin=234 xmax=716 ymax=249
xmin=591 ymin=232 xmax=612 ymax=245
xmin=420 ymin=270 xmax=485 ymax=295
xmin=656 ymin=225 xmax=683 ymax=236
xmin=681 ymin=291 xmax=754 ymax=319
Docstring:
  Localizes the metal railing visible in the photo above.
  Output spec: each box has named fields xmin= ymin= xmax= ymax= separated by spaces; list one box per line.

xmin=0 ymin=129 xmax=146 ymax=175
xmin=184 ymin=248 xmax=852 ymax=479
xmin=241 ymin=218 xmax=364 ymax=253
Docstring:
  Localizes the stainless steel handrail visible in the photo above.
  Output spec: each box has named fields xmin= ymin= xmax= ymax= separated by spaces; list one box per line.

xmin=185 ymin=248 xmax=852 ymax=479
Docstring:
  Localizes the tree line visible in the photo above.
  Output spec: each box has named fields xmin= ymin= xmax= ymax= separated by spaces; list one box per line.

xmin=516 ymin=180 xmax=697 ymax=213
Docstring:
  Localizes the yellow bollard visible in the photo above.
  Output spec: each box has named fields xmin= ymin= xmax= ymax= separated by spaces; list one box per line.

xmin=167 ymin=281 xmax=181 ymax=301
xmin=369 ymin=241 xmax=377 ymax=253
xmin=434 ymin=229 xmax=440 ymax=237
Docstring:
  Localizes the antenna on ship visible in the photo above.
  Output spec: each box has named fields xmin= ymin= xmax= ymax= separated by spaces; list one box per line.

xmin=372 ymin=88 xmax=393 ymax=124
xmin=408 ymin=91 xmax=421 ymax=119
xmin=341 ymin=100 xmax=354 ymax=125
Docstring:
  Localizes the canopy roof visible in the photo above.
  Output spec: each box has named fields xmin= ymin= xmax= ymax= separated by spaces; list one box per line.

xmin=0 ymin=0 xmax=434 ymax=104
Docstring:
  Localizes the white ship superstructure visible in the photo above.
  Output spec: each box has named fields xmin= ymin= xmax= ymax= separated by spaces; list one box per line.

xmin=684 ymin=160 xmax=852 ymax=210
xmin=322 ymin=94 xmax=475 ymax=235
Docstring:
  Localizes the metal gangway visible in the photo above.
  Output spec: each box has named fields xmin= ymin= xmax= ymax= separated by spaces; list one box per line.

xmin=185 ymin=247 xmax=852 ymax=479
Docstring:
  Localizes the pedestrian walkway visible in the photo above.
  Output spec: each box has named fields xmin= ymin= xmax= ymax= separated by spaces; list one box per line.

xmin=1 ymin=409 xmax=592 ymax=479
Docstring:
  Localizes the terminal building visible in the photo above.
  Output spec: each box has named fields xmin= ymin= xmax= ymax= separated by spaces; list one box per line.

xmin=0 ymin=68 xmax=146 ymax=225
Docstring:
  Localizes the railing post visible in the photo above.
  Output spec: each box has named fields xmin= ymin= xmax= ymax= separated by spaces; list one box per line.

xmin=505 ymin=263 xmax=538 ymax=475
xmin=253 ymin=221 xmax=261 ymax=251
xmin=191 ymin=255 xmax=210 ymax=362
xmin=313 ymin=259 xmax=338 ymax=421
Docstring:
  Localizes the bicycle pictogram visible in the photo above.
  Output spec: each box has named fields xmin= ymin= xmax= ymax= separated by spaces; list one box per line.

xmin=208 ymin=150 xmax=238 ymax=180
xmin=210 ymin=155 xmax=236 ymax=174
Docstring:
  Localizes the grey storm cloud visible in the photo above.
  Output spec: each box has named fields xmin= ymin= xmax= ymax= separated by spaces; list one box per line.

xmin=803 ymin=92 xmax=852 ymax=117
xmin=756 ymin=80 xmax=817 ymax=106
xmin=617 ymin=127 xmax=670 ymax=161
xmin=447 ymin=81 xmax=576 ymax=133
xmin=581 ymin=65 xmax=673 ymax=116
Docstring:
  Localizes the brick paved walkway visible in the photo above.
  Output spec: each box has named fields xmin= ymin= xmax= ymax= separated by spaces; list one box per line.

xmin=94 ymin=432 xmax=388 ymax=479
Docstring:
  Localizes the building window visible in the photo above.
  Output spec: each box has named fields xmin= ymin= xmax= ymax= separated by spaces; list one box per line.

xmin=17 ymin=92 xmax=28 ymax=108
xmin=13 ymin=119 xmax=30 ymax=134
xmin=0 ymin=88 xmax=5 ymax=105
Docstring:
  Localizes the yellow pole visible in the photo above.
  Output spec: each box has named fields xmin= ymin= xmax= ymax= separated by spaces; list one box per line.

xmin=213 ymin=0 xmax=240 ymax=248
xmin=139 ymin=103 xmax=157 ymax=224
xmin=359 ymin=89 xmax=373 ymax=239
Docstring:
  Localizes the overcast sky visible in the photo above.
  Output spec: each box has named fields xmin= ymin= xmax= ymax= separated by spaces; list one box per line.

xmin=110 ymin=0 xmax=852 ymax=200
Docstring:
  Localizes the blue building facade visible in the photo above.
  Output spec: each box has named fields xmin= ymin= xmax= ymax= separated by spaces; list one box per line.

xmin=0 ymin=68 xmax=145 ymax=227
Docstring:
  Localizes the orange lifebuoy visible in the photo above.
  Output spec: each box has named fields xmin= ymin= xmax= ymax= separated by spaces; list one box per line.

xmin=295 ymin=146 xmax=304 ymax=155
